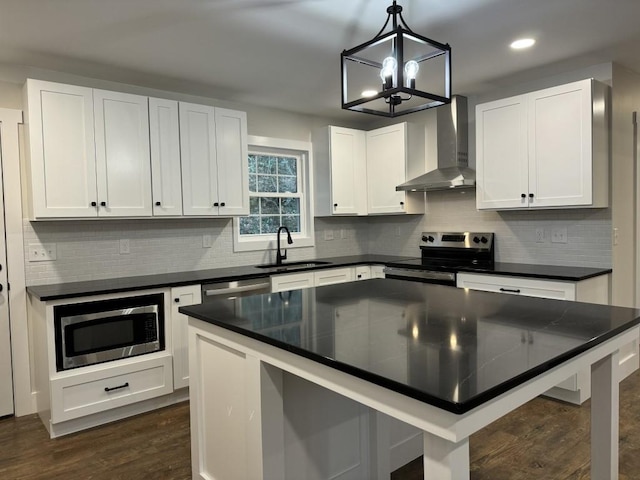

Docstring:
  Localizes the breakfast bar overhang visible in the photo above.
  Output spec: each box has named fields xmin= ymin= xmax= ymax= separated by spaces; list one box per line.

xmin=180 ymin=279 xmax=640 ymax=480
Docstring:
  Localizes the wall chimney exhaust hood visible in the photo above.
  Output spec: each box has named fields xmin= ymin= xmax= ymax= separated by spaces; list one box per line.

xmin=396 ymin=95 xmax=474 ymax=192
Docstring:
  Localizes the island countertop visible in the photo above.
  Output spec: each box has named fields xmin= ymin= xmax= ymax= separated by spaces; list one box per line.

xmin=179 ymin=278 xmax=640 ymax=414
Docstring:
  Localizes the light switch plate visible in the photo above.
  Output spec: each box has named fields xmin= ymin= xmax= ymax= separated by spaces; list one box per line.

xmin=551 ymin=227 xmax=568 ymax=244
xmin=28 ymin=243 xmax=57 ymax=262
xmin=119 ymin=239 xmax=130 ymax=254
xmin=202 ymin=234 xmax=213 ymax=248
xmin=324 ymin=230 xmax=334 ymax=241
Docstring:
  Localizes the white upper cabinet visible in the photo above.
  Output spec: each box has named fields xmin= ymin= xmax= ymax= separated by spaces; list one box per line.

xmin=476 ymin=78 xmax=609 ymax=210
xmin=314 ymin=126 xmax=367 ymax=216
xmin=214 ymin=108 xmax=249 ymax=216
xmin=179 ymin=102 xmax=248 ymax=216
xmin=93 ymin=90 xmax=152 ymax=217
xmin=24 ymin=80 xmax=98 ymax=218
xmin=149 ymin=98 xmax=183 ymax=216
xmin=366 ymin=123 xmax=425 ymax=215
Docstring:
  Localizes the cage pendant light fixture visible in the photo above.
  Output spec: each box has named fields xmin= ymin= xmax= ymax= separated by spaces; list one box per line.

xmin=341 ymin=1 xmax=452 ymax=117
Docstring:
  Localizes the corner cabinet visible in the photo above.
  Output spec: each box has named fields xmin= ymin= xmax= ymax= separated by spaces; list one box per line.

xmin=476 ymin=78 xmax=609 ymax=210
xmin=179 ymin=103 xmax=249 ymax=216
xmin=313 ymin=123 xmax=425 ymax=217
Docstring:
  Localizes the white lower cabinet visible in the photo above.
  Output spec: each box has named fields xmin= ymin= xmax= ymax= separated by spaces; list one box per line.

xmin=457 ymin=272 xmax=636 ymax=404
xmin=271 ymin=271 xmax=315 ymax=293
xmin=171 ymin=284 xmax=202 ymax=389
xmin=355 ymin=266 xmax=371 ymax=280
xmin=314 ymin=267 xmax=355 ymax=286
xmin=50 ymin=353 xmax=173 ymax=423
xmin=371 ymin=265 xmax=386 ymax=279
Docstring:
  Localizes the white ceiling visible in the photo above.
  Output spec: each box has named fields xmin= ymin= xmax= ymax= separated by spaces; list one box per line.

xmin=2 ymin=0 xmax=640 ymax=121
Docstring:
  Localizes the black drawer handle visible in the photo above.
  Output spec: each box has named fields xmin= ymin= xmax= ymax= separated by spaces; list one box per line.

xmin=220 ymin=202 xmax=226 ymax=207
xmin=104 ymin=382 xmax=129 ymax=392
xmin=100 ymin=201 xmax=107 ymax=207
xmin=174 ymin=298 xmax=180 ymax=303
xmin=521 ymin=193 xmax=526 ymax=199
xmin=213 ymin=202 xmax=219 ymax=207
xmin=91 ymin=201 xmax=97 ymax=207
xmin=500 ymin=288 xmax=521 ymax=294
xmin=155 ymin=201 xmax=161 ymax=206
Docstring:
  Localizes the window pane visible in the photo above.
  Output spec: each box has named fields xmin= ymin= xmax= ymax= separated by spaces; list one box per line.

xmin=278 ymin=176 xmax=297 ymax=193
xmin=249 ymin=197 xmax=259 ymax=215
xmin=258 ymin=175 xmax=277 ymax=193
xmin=261 ymin=216 xmax=280 ymax=234
xmin=281 ymin=197 xmax=300 ymax=215
xmin=260 ymin=197 xmax=280 ymax=214
xmin=239 ymin=216 xmax=260 ymax=235
xmin=257 ymin=156 xmax=277 ymax=174
xmin=249 ymin=174 xmax=257 ymax=193
xmin=277 ymin=157 xmax=297 ymax=176
xmin=248 ymin=155 xmax=257 ymax=174
xmin=282 ymin=215 xmax=300 ymax=232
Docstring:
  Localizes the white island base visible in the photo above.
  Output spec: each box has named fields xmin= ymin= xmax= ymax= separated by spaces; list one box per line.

xmin=188 ymin=317 xmax=637 ymax=480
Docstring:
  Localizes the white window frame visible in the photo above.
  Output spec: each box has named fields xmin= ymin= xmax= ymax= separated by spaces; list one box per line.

xmin=233 ymin=135 xmax=315 ymax=252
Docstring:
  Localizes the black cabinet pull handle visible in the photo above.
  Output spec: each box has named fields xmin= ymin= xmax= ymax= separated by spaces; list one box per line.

xmin=521 ymin=193 xmax=526 ymax=198
xmin=91 ymin=201 xmax=97 ymax=207
xmin=333 ymin=203 xmax=338 ymax=207
xmin=100 ymin=201 xmax=107 ymax=207
xmin=500 ymin=288 xmax=521 ymax=293
xmin=213 ymin=202 xmax=219 ymax=207
xmin=220 ymin=202 xmax=226 ymax=207
xmin=528 ymin=193 xmax=534 ymax=198
xmin=0 ymin=284 xmax=3 ymax=292
xmin=155 ymin=201 xmax=161 ymax=206
xmin=400 ymin=201 xmax=404 ymax=206
xmin=104 ymin=382 xmax=129 ymax=392
xmin=174 ymin=298 xmax=180 ymax=303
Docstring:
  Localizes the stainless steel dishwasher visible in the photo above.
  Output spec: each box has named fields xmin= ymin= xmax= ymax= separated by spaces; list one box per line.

xmin=201 ymin=277 xmax=271 ymax=302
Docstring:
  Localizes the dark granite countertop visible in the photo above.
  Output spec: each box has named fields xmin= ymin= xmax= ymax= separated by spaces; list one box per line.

xmin=27 ymin=254 xmax=612 ymax=302
xmin=179 ymin=279 xmax=640 ymax=414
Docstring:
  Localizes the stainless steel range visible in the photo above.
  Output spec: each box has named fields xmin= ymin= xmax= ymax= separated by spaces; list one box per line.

xmin=384 ymin=232 xmax=495 ymax=286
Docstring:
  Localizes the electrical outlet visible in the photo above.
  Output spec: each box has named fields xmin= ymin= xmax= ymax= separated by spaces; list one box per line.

xmin=551 ymin=227 xmax=568 ymax=244
xmin=340 ymin=229 xmax=347 ymax=239
xmin=119 ymin=239 xmax=130 ymax=254
xmin=535 ymin=228 xmax=545 ymax=243
xmin=613 ymin=227 xmax=619 ymax=245
xmin=28 ymin=243 xmax=57 ymax=262
xmin=324 ymin=230 xmax=334 ymax=241
xmin=202 ymin=234 xmax=213 ymax=248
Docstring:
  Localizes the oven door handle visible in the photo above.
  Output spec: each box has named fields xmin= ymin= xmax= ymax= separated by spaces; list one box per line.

xmin=383 ymin=267 xmax=455 ymax=283
xmin=203 ymin=282 xmax=271 ymax=296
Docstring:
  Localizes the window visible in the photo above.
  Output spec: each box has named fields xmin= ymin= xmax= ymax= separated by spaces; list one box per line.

xmin=233 ymin=136 xmax=314 ymax=252
xmin=239 ymin=153 xmax=302 ymax=235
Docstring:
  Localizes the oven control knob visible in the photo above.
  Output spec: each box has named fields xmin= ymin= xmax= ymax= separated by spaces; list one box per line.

xmin=473 ymin=236 xmax=480 ymax=244
xmin=481 ymin=236 xmax=488 ymax=244
xmin=428 ymin=235 xmax=434 ymax=242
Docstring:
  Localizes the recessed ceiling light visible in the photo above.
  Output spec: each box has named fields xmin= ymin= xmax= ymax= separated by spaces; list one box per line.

xmin=361 ymin=89 xmax=378 ymax=98
xmin=510 ymin=38 xmax=536 ymax=50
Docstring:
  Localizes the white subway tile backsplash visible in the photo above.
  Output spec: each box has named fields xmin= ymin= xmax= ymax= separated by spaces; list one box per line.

xmin=23 ymin=192 xmax=611 ymax=285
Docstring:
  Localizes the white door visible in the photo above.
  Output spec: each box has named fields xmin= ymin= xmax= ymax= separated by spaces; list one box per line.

xmin=26 ymin=80 xmax=98 ymax=218
xmin=528 ymin=80 xmax=593 ymax=207
xmin=0 ymin=142 xmax=12 ymax=416
xmin=179 ymin=102 xmax=219 ymax=216
xmin=149 ymin=98 xmax=183 ymax=216
xmin=215 ymin=108 xmax=249 ymax=216
xmin=330 ymin=127 xmax=367 ymax=215
xmin=94 ymin=90 xmax=152 ymax=217
xmin=366 ymin=124 xmax=407 ymax=214
xmin=476 ymin=95 xmax=529 ymax=209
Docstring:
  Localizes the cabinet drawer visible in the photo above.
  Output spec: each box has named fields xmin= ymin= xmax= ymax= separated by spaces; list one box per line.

xmin=271 ymin=272 xmax=314 ymax=293
xmin=50 ymin=354 xmax=173 ymax=423
xmin=314 ymin=267 xmax=355 ymax=286
xmin=457 ymin=273 xmax=576 ymax=301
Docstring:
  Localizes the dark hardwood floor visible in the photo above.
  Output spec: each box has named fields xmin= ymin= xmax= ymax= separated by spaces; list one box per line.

xmin=2 ymin=369 xmax=640 ymax=479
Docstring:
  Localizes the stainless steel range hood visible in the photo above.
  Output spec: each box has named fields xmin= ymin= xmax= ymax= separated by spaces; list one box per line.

xmin=396 ymin=95 xmax=474 ymax=192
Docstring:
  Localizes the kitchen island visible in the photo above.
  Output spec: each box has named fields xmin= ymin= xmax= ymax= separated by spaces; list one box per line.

xmin=180 ymin=279 xmax=640 ymax=480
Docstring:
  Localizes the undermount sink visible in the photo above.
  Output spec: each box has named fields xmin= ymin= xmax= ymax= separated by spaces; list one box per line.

xmin=255 ymin=260 xmax=331 ymax=270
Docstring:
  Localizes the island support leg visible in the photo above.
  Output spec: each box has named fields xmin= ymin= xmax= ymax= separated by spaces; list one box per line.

xmin=422 ymin=432 xmax=470 ymax=480
xmin=590 ymin=351 xmax=619 ymax=480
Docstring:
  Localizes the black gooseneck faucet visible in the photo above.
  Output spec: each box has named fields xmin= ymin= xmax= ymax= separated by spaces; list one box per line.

xmin=276 ymin=226 xmax=293 ymax=266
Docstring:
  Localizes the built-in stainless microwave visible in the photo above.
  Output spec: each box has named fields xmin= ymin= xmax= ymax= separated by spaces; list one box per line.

xmin=54 ymin=293 xmax=165 ymax=371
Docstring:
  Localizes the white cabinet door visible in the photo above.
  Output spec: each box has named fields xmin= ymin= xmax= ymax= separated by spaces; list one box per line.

xmin=456 ymin=273 xmax=576 ymax=301
xmin=214 ymin=108 xmax=249 ymax=216
xmin=180 ymin=102 xmax=219 ymax=216
xmin=475 ymin=95 xmax=529 ymax=210
xmin=366 ymin=124 xmax=407 ymax=214
xmin=94 ymin=90 xmax=152 ymax=217
xmin=330 ymin=127 xmax=367 ymax=215
xmin=25 ymin=80 xmax=98 ymax=218
xmin=271 ymin=272 xmax=315 ymax=293
xmin=171 ymin=284 xmax=202 ymax=389
xmin=149 ymin=98 xmax=183 ymax=216
xmin=354 ymin=266 xmax=371 ymax=281
xmin=528 ymin=81 xmax=592 ymax=207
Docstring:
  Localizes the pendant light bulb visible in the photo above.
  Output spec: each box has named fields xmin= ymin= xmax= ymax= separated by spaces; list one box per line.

xmin=404 ymin=60 xmax=419 ymax=80
xmin=380 ymin=56 xmax=397 ymax=86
